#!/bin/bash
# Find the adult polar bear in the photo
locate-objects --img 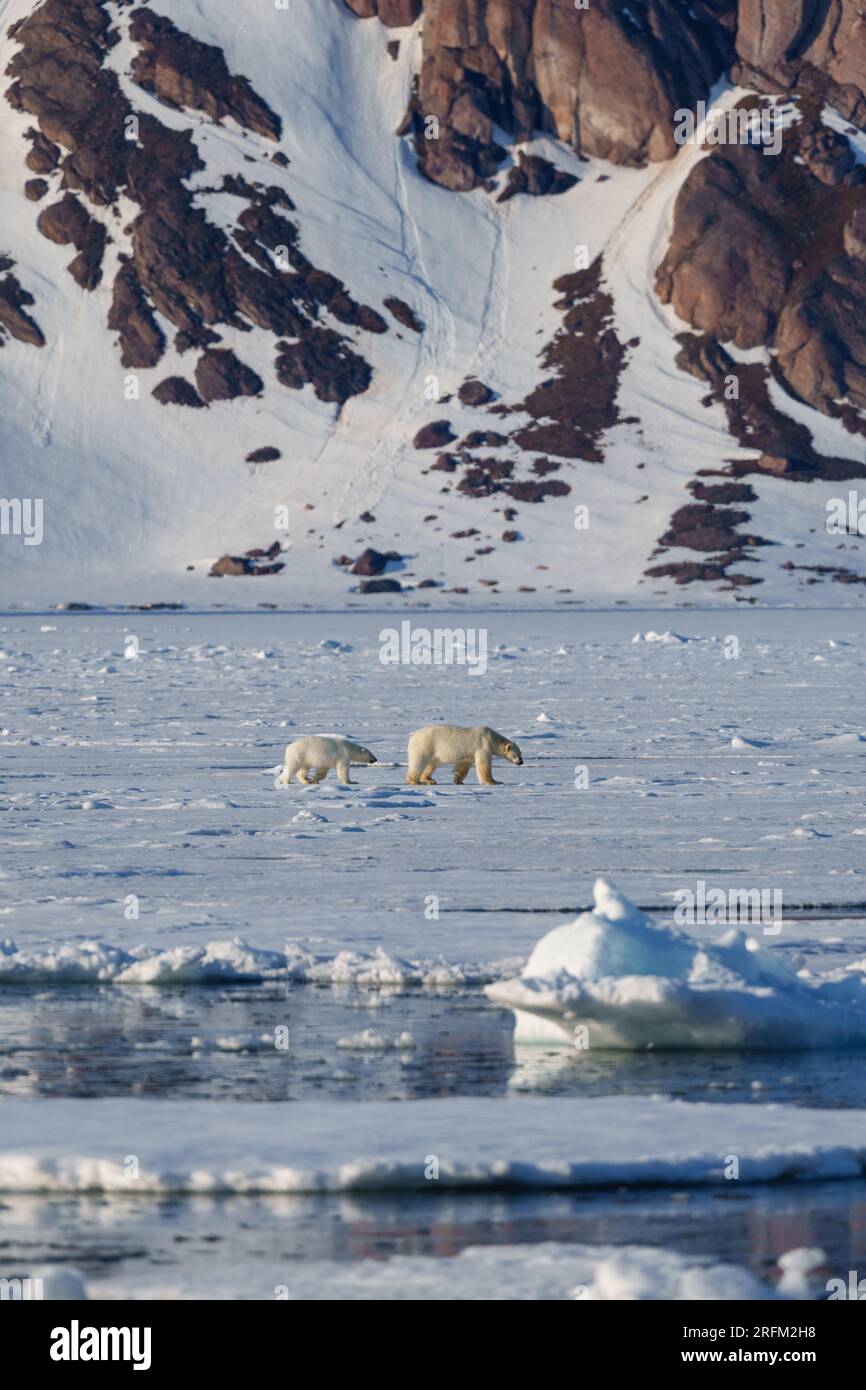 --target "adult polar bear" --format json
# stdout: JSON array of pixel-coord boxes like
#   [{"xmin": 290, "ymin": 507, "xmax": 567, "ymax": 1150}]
[
  {"xmin": 278, "ymin": 735, "xmax": 376, "ymax": 785},
  {"xmin": 407, "ymin": 725, "xmax": 523, "ymax": 786}
]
